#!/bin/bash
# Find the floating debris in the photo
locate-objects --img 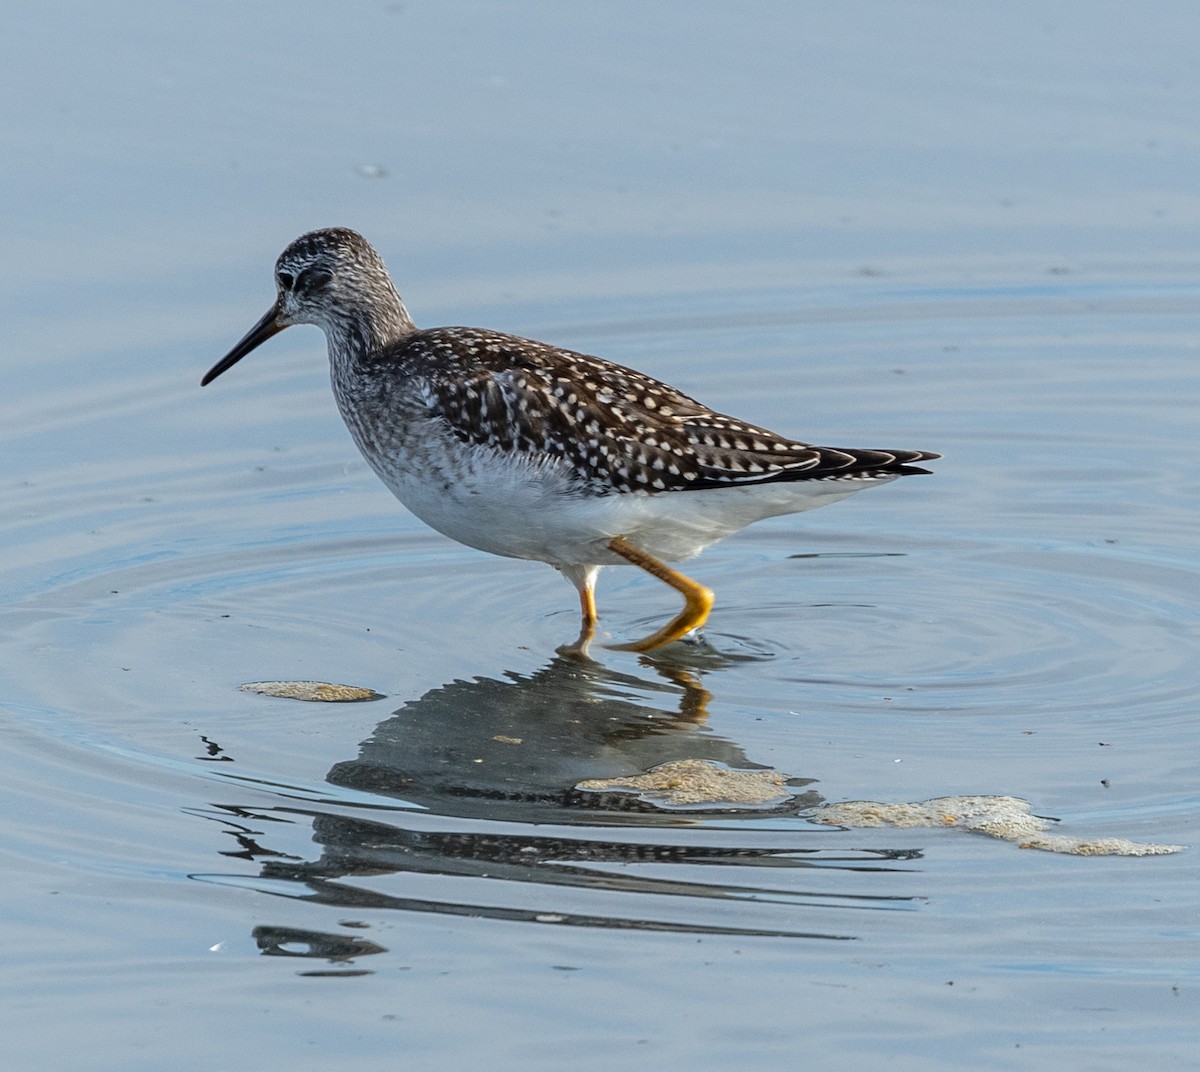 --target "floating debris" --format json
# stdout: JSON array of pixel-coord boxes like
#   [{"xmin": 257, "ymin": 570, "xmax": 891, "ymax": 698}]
[
  {"xmin": 239, "ymin": 680, "xmax": 385, "ymax": 703},
  {"xmin": 811, "ymin": 795, "xmax": 1184, "ymax": 856},
  {"xmin": 577, "ymin": 758, "xmax": 793, "ymax": 809}
]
